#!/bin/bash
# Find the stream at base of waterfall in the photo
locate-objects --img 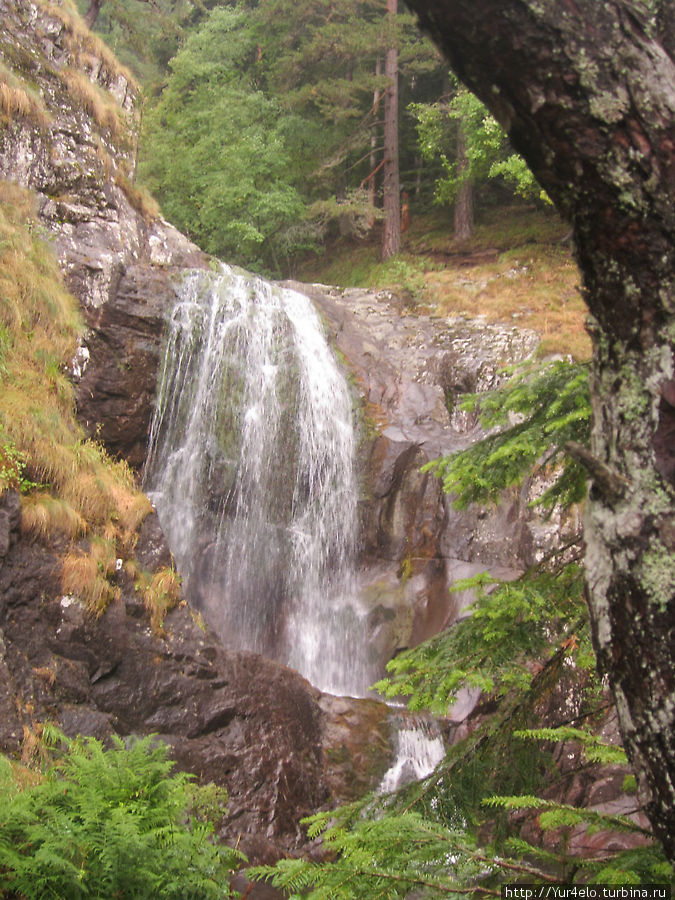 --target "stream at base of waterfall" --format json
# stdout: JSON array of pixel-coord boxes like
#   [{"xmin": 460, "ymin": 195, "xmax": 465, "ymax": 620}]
[{"xmin": 144, "ymin": 264, "xmax": 375, "ymax": 697}]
